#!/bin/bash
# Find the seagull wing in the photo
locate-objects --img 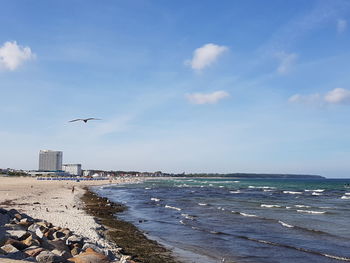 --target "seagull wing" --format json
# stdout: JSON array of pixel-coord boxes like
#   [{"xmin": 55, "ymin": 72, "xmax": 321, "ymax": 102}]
[
  {"xmin": 85, "ymin": 118, "xmax": 102, "ymax": 121},
  {"xmin": 69, "ymin": 119, "xmax": 83, "ymax": 122}
]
